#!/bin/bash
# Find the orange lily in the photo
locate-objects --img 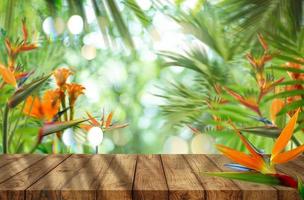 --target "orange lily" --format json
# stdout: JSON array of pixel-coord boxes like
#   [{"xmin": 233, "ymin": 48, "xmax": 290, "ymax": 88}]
[
  {"xmin": 224, "ymin": 87, "xmax": 261, "ymax": 115},
  {"xmin": 66, "ymin": 83, "xmax": 85, "ymax": 107},
  {"xmin": 23, "ymin": 90, "xmax": 61, "ymax": 122},
  {"xmin": 216, "ymin": 109, "xmax": 301, "ymax": 174},
  {"xmin": 81, "ymin": 111, "xmax": 128, "ymax": 132},
  {"xmin": 53, "ymin": 68, "xmax": 73, "ymax": 88}
]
